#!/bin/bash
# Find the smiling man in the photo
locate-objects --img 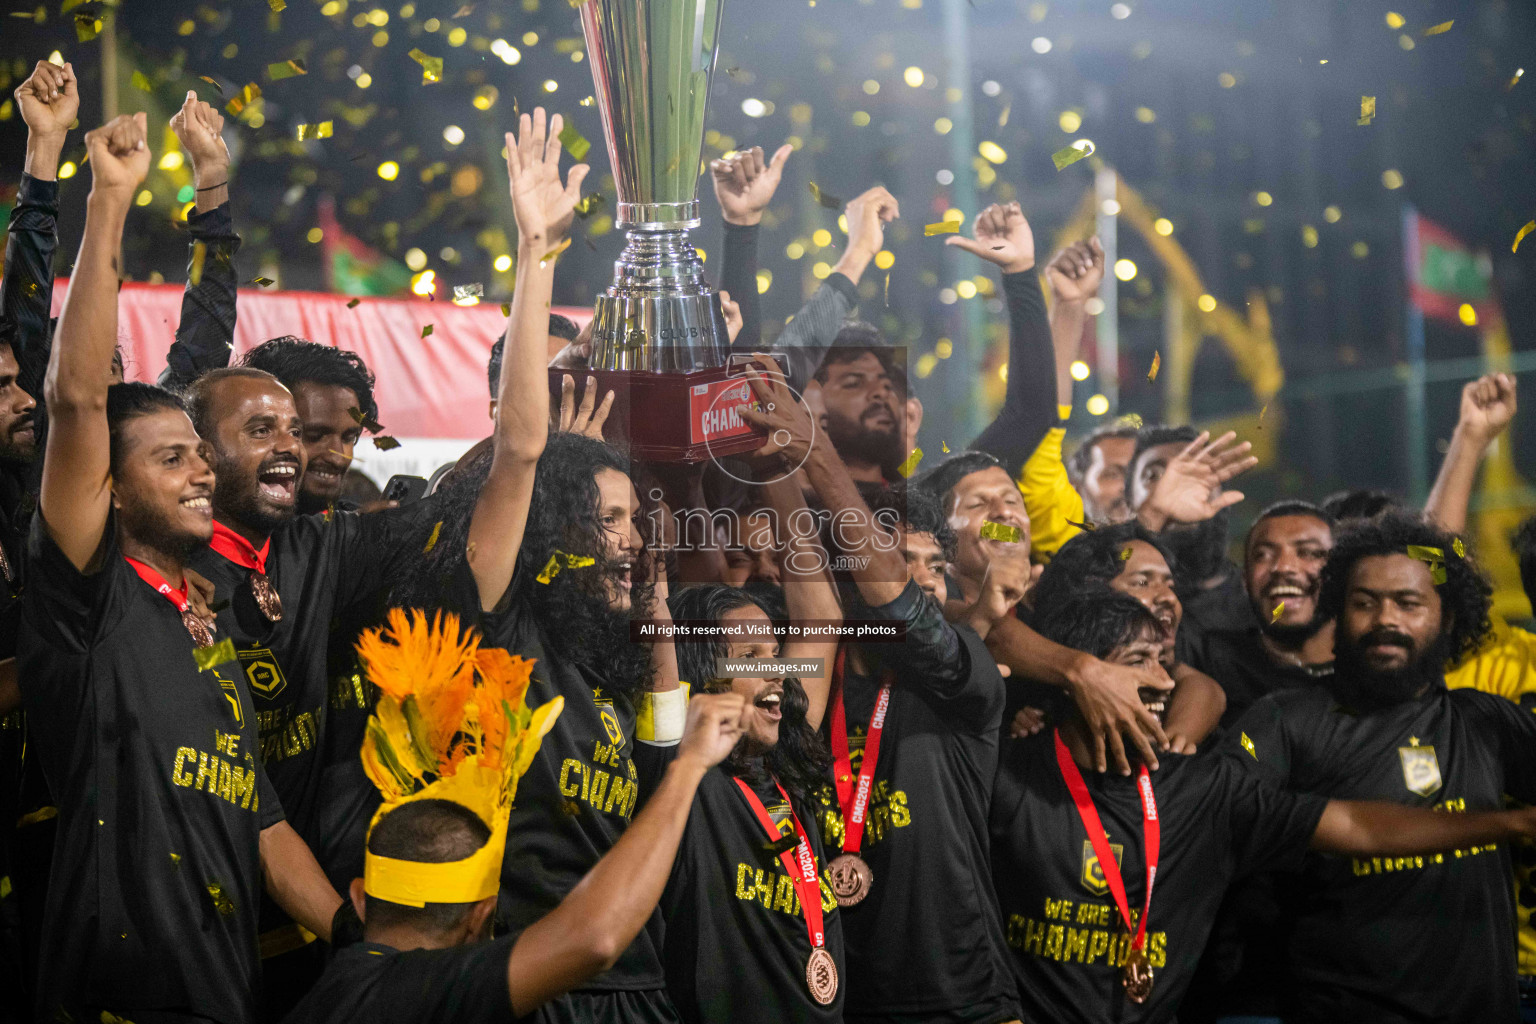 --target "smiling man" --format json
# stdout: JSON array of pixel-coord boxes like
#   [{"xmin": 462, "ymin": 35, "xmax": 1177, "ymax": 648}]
[
  {"xmin": 240, "ymin": 338, "xmax": 379, "ymax": 515},
  {"xmin": 183, "ymin": 365, "xmax": 438, "ymax": 1010}
]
